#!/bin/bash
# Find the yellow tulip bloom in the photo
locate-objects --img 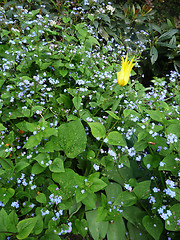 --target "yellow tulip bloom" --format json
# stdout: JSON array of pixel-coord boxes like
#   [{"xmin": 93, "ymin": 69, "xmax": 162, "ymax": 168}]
[{"xmin": 117, "ymin": 55, "xmax": 135, "ymax": 86}]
